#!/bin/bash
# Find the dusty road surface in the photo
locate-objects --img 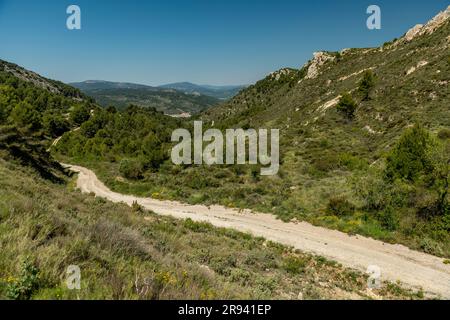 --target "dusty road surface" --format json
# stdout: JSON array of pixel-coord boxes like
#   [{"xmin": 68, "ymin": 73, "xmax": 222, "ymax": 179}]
[{"xmin": 65, "ymin": 164, "xmax": 450, "ymax": 298}]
